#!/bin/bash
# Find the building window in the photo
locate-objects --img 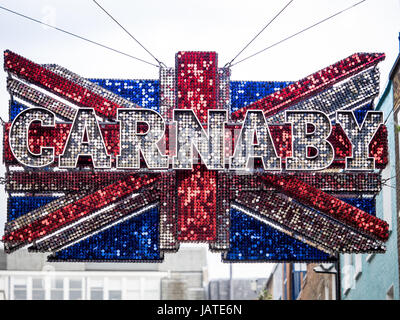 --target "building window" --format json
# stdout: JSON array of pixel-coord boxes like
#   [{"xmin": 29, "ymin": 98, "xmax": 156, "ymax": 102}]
[
  {"xmin": 292, "ymin": 263, "xmax": 305, "ymax": 300},
  {"xmin": 69, "ymin": 279, "xmax": 82, "ymax": 300},
  {"xmin": 294, "ymin": 263, "xmax": 307, "ymax": 280},
  {"xmin": 342, "ymin": 254, "xmax": 355, "ymax": 295},
  {"xmin": 126, "ymin": 278, "xmax": 141, "ymax": 299},
  {"xmin": 143, "ymin": 279, "xmax": 160, "ymax": 300},
  {"xmin": 283, "ymin": 264, "xmax": 287, "ymax": 300},
  {"xmin": 386, "ymin": 285, "xmax": 394, "ymax": 300},
  {"xmin": 32, "ymin": 278, "xmax": 45, "ymax": 300},
  {"xmin": 354, "ymin": 255, "xmax": 362, "ymax": 279},
  {"xmin": 51, "ymin": 279, "xmax": 64, "ymax": 300},
  {"xmin": 13, "ymin": 278, "xmax": 27, "ymax": 300},
  {"xmin": 331, "ymin": 275, "xmax": 336, "ymax": 300},
  {"xmin": 366, "ymin": 253, "xmax": 375, "ymax": 262},
  {"xmin": 324, "ymin": 282, "xmax": 329, "ymax": 300},
  {"xmin": 89, "ymin": 278, "xmax": 104, "ymax": 300},
  {"xmin": 108, "ymin": 279, "xmax": 122, "ymax": 300},
  {"xmin": 109, "ymin": 290, "xmax": 122, "ymax": 300}
]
